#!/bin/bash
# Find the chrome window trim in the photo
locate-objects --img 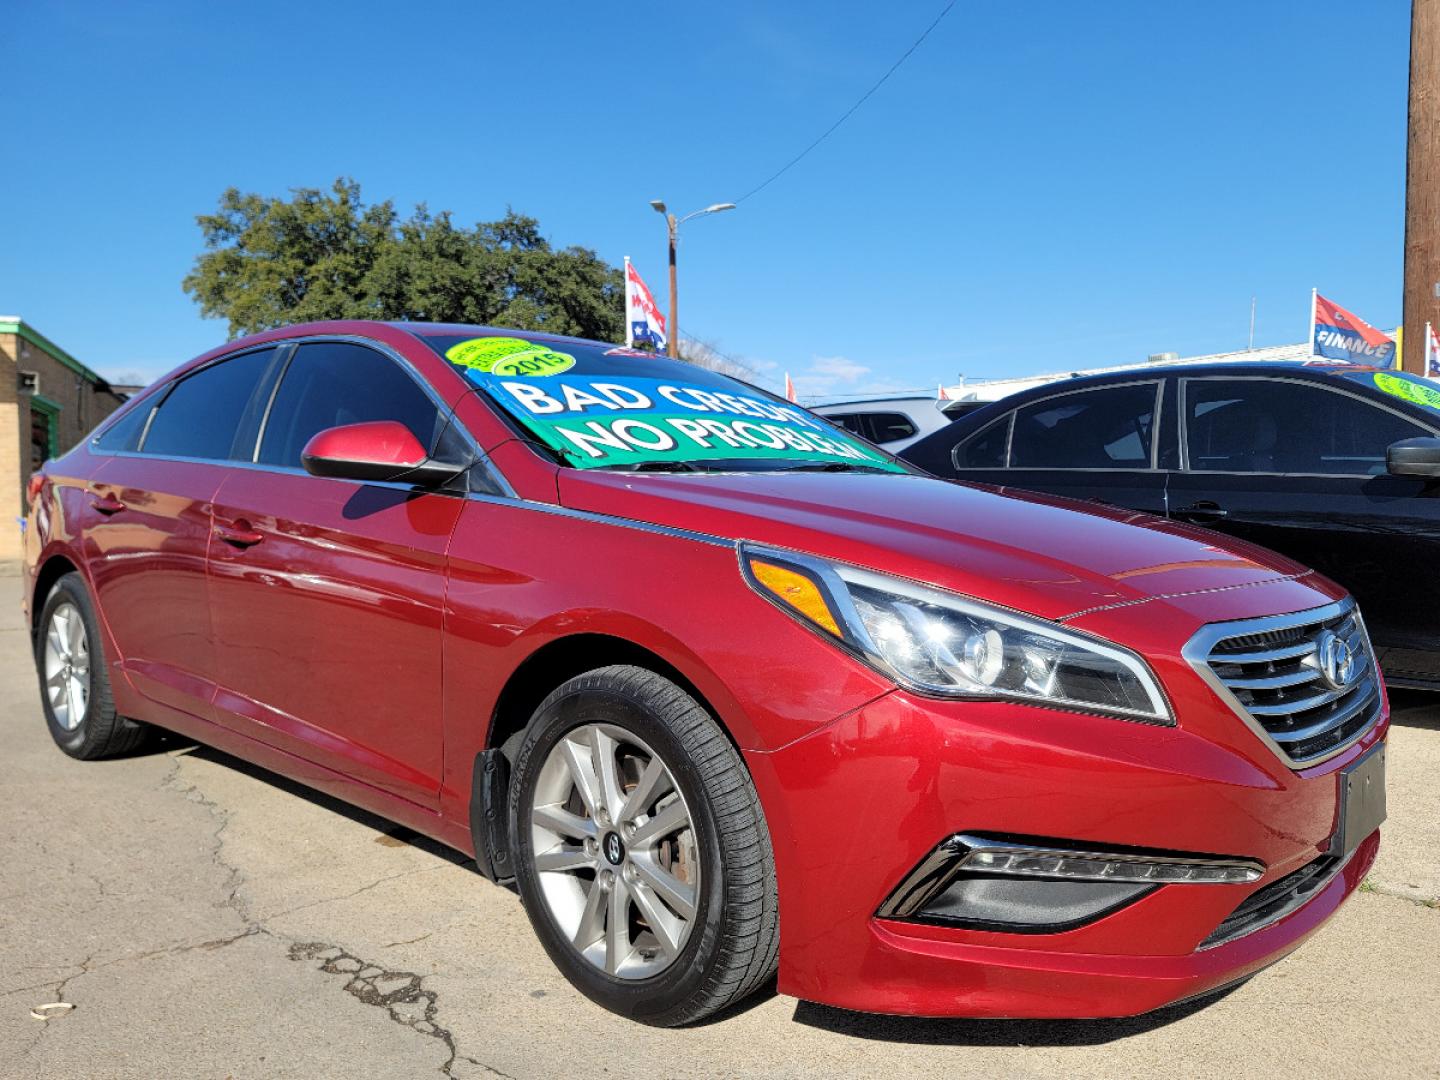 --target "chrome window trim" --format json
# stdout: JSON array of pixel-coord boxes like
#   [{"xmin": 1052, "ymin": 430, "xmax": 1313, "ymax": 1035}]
[
  {"xmin": 1181, "ymin": 597, "xmax": 1381, "ymax": 768},
  {"xmin": 1177, "ymin": 374, "xmax": 1439, "ymax": 478},
  {"xmin": 966, "ymin": 378, "xmax": 1164, "ymax": 473},
  {"xmin": 91, "ymin": 333, "xmax": 513, "ymax": 498},
  {"xmin": 951, "ymin": 411, "xmax": 1014, "ymax": 472},
  {"xmin": 133, "ymin": 342, "xmax": 289, "ymax": 457}
]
